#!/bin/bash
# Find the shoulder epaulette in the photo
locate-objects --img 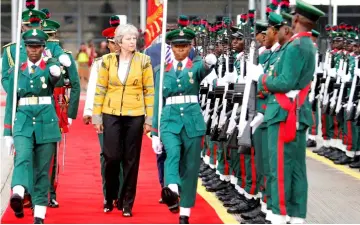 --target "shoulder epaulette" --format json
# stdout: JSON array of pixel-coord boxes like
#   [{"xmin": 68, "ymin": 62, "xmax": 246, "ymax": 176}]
[
  {"xmin": 48, "ymin": 39, "xmax": 60, "ymax": 42},
  {"xmin": 64, "ymin": 49, "xmax": 72, "ymax": 54},
  {"xmin": 291, "ymin": 38, "xmax": 301, "ymax": 46},
  {"xmin": 2, "ymin": 42, "xmax": 15, "ymax": 49}
]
